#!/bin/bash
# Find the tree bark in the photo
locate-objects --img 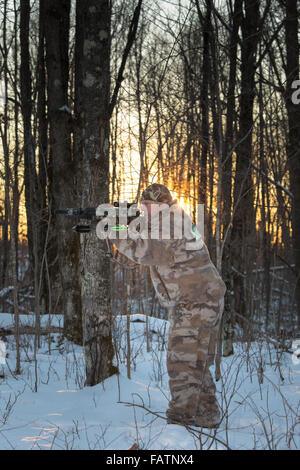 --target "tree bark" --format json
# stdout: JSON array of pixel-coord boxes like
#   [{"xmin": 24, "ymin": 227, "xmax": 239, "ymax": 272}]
[
  {"xmin": 20, "ymin": 0, "xmax": 38, "ymax": 279},
  {"xmin": 20, "ymin": 0, "xmax": 43, "ymax": 347},
  {"xmin": 284, "ymin": 0, "xmax": 300, "ymax": 327},
  {"xmin": 198, "ymin": 1, "xmax": 210, "ymax": 214},
  {"xmin": 36, "ymin": 0, "xmax": 48, "ymax": 314},
  {"xmin": 230, "ymin": 0, "xmax": 260, "ymax": 321},
  {"xmin": 75, "ymin": 0, "xmax": 115, "ymax": 385},
  {"xmin": 221, "ymin": 0, "xmax": 243, "ymax": 356},
  {"xmin": 45, "ymin": 0, "xmax": 83, "ymax": 344}
]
